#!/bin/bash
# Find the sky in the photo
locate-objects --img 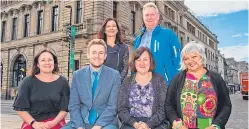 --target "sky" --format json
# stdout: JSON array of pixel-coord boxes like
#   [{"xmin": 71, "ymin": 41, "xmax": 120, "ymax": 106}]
[{"xmin": 184, "ymin": 0, "xmax": 249, "ymax": 62}]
